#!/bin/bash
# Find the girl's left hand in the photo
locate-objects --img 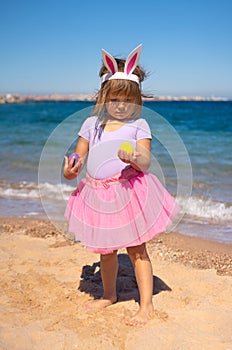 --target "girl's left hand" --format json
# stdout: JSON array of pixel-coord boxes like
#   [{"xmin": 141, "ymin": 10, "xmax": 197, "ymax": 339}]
[
  {"xmin": 117, "ymin": 149, "xmax": 141, "ymax": 165},
  {"xmin": 118, "ymin": 139, "xmax": 151, "ymax": 172}
]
